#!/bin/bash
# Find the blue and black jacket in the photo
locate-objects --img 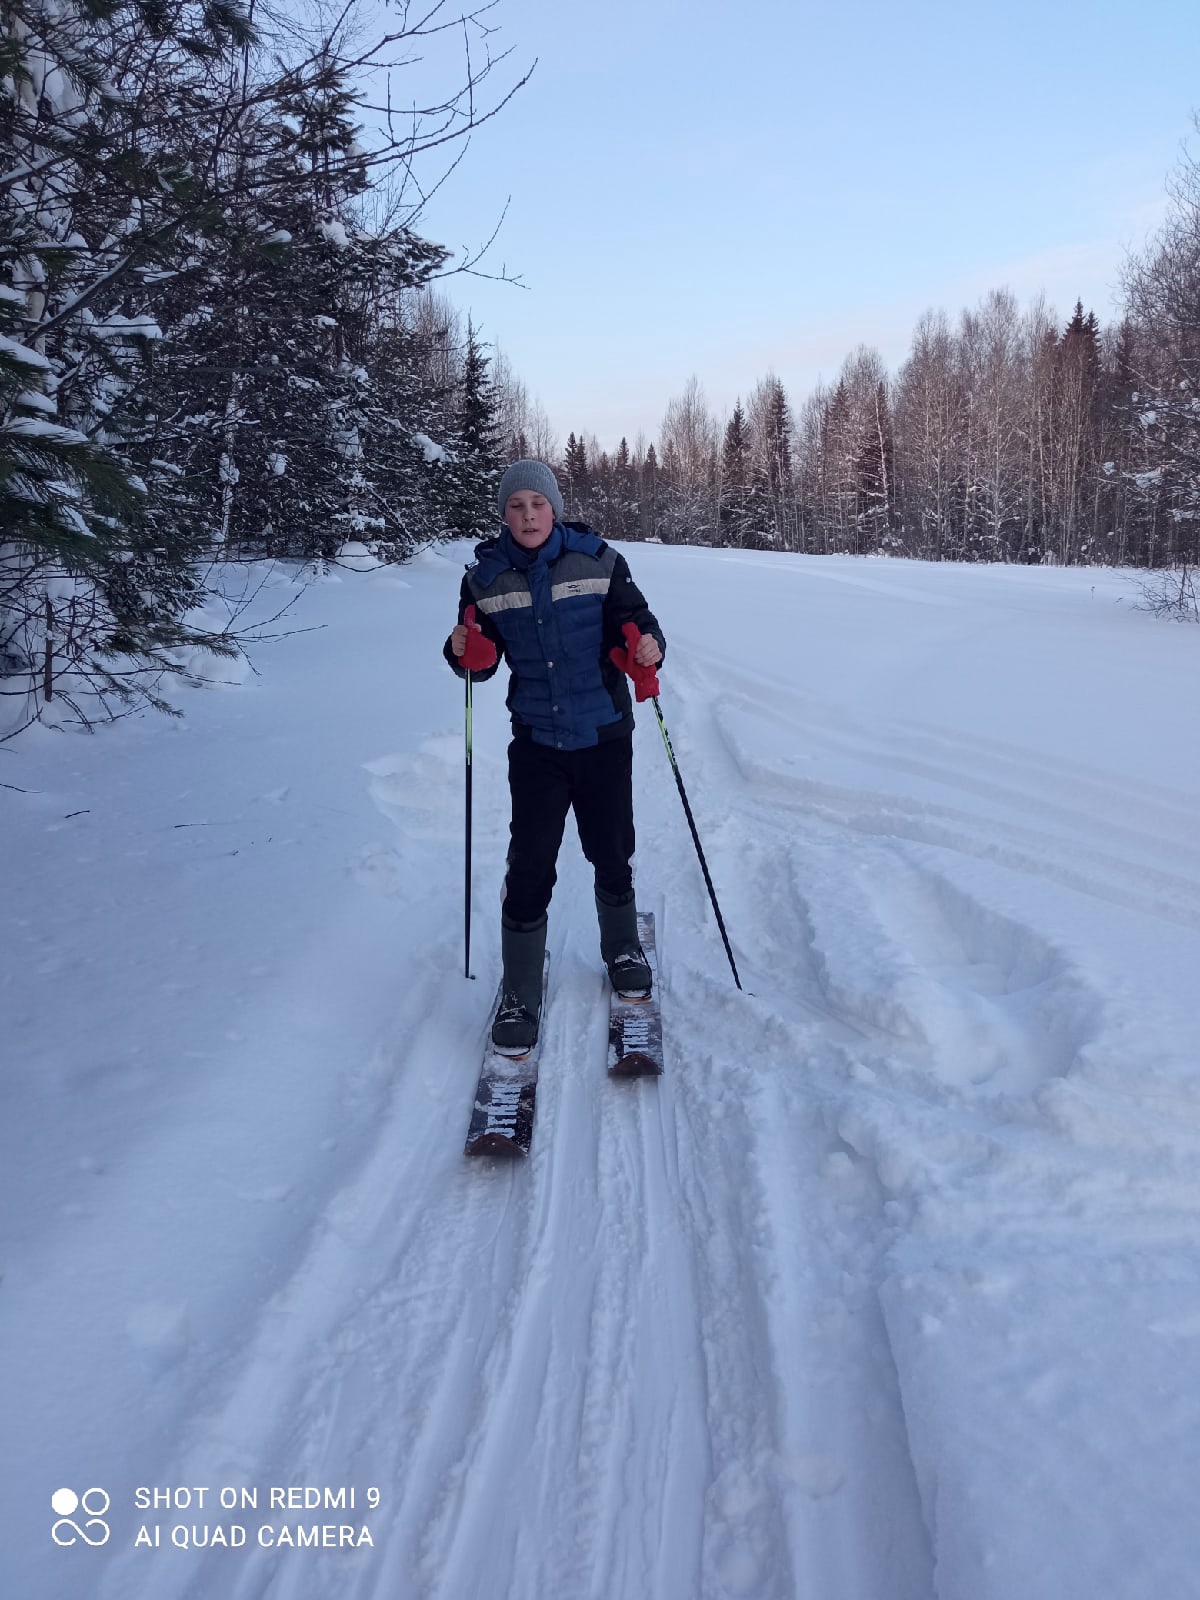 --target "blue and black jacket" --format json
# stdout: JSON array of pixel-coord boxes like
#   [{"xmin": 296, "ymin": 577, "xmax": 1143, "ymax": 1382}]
[{"xmin": 444, "ymin": 522, "xmax": 666, "ymax": 751}]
